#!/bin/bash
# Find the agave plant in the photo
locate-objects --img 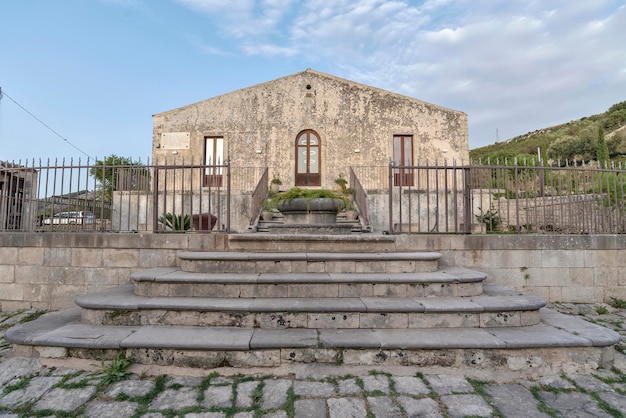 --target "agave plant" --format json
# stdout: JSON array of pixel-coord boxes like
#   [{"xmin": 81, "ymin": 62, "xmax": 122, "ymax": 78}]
[{"xmin": 158, "ymin": 212, "xmax": 191, "ymax": 231}]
